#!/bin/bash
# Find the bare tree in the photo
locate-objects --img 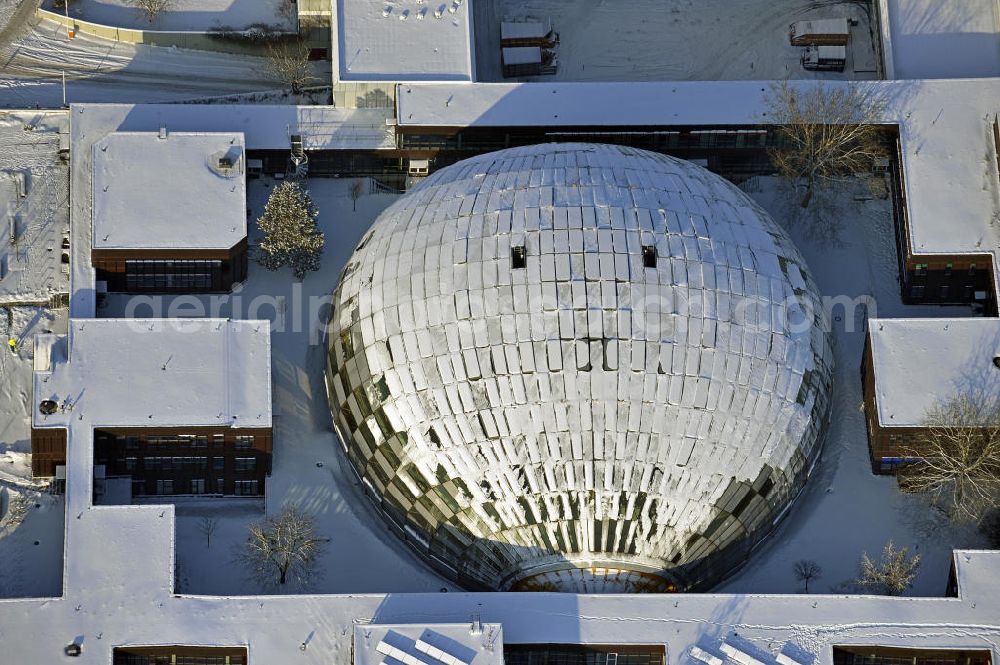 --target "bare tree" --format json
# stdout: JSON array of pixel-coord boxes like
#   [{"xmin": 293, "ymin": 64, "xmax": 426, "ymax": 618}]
[
  {"xmin": 237, "ymin": 505, "xmax": 326, "ymax": 589},
  {"xmin": 857, "ymin": 541, "xmax": 921, "ymax": 596},
  {"xmin": 898, "ymin": 393, "xmax": 1000, "ymax": 523},
  {"xmin": 793, "ymin": 559, "xmax": 823, "ymax": 593},
  {"xmin": 197, "ymin": 516, "xmax": 219, "ymax": 548},
  {"xmin": 350, "ymin": 178, "xmax": 365, "ymax": 212},
  {"xmin": 0, "ymin": 495, "xmax": 30, "ymax": 533},
  {"xmin": 257, "ymin": 181, "xmax": 324, "ymax": 280},
  {"xmin": 265, "ymin": 40, "xmax": 315, "ymax": 94},
  {"xmin": 130, "ymin": 0, "xmax": 173, "ymax": 23},
  {"xmin": 765, "ymin": 81, "xmax": 888, "ymax": 207}
]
